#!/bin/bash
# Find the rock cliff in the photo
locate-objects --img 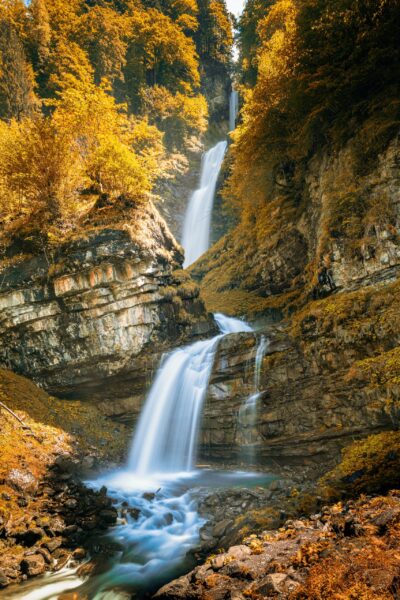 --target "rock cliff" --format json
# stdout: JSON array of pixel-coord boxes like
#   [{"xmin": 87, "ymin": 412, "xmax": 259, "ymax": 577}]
[
  {"xmin": 194, "ymin": 135, "xmax": 400, "ymax": 475},
  {"xmin": 193, "ymin": 136, "xmax": 400, "ymax": 317},
  {"xmin": 0, "ymin": 204, "xmax": 214, "ymax": 410}
]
